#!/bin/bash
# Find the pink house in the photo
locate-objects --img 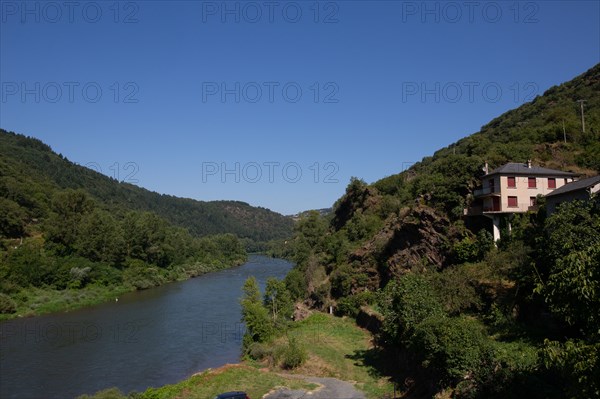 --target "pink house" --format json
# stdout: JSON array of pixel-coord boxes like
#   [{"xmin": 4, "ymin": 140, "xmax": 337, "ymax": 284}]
[{"xmin": 466, "ymin": 161, "xmax": 578, "ymax": 241}]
